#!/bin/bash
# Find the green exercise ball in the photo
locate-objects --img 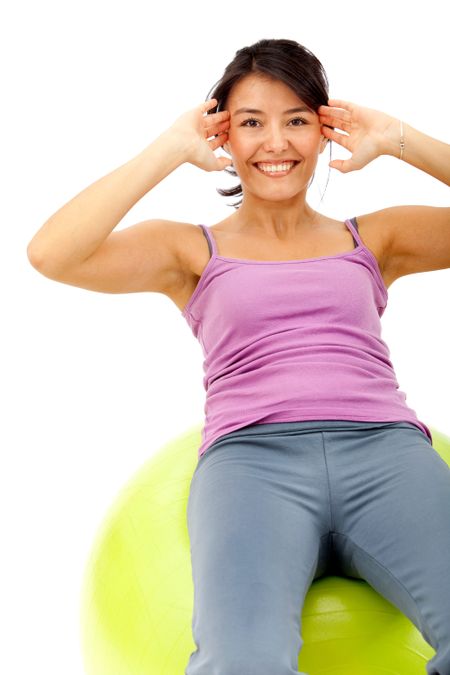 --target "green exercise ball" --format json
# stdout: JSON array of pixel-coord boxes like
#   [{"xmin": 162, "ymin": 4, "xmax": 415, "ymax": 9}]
[{"xmin": 80, "ymin": 423, "xmax": 450, "ymax": 675}]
